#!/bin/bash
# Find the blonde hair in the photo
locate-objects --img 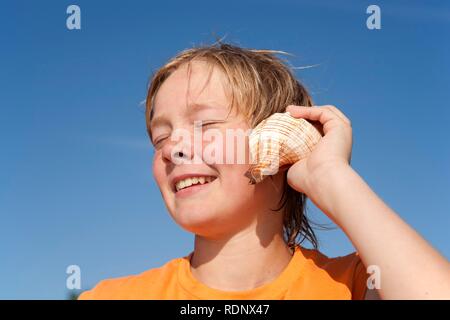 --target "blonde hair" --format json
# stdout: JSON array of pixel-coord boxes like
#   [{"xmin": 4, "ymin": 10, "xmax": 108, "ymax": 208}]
[{"xmin": 145, "ymin": 42, "xmax": 319, "ymax": 250}]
